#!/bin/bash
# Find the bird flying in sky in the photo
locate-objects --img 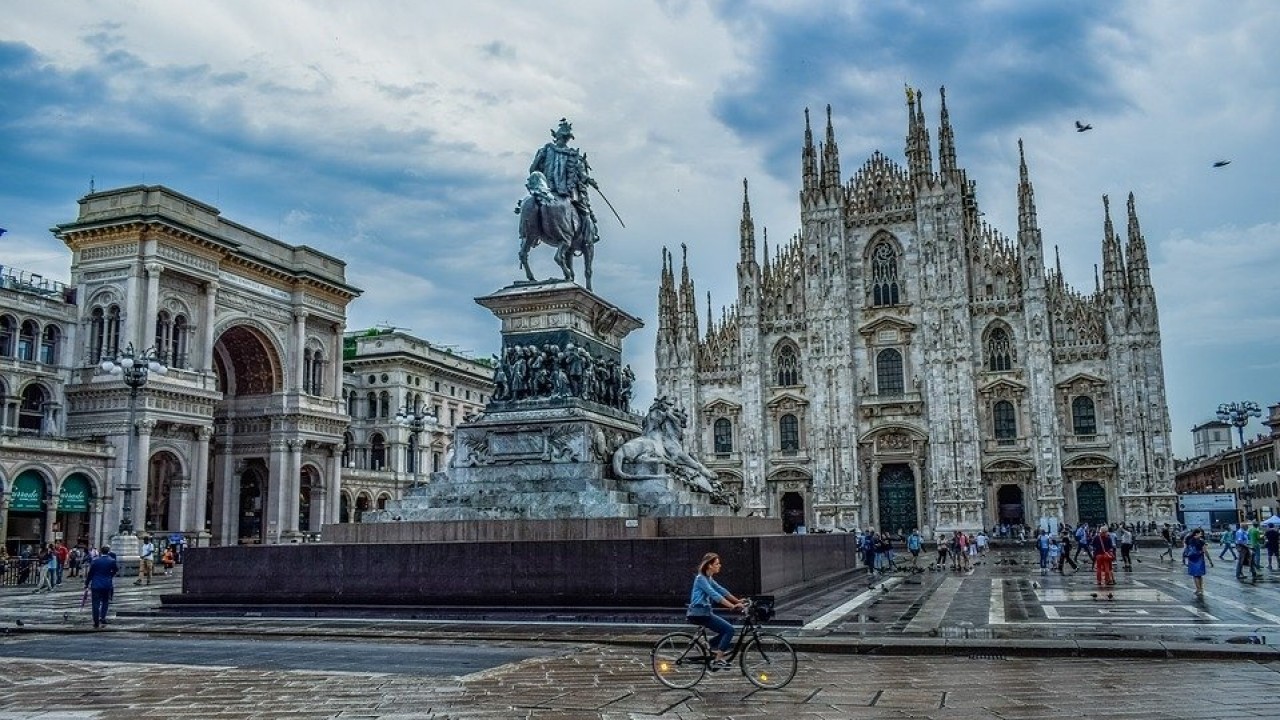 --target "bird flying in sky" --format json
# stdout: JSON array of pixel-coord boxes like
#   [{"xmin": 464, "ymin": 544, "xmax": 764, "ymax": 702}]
[
  {"xmin": 1075, "ymin": 121, "xmax": 1093, "ymax": 132},
  {"xmin": 1212, "ymin": 160, "xmax": 1231, "ymax": 167}
]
